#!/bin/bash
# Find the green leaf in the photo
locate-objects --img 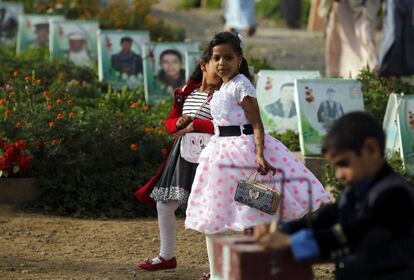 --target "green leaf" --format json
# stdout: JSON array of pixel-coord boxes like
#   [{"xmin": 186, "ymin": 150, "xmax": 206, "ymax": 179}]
[
  {"xmin": 13, "ymin": 165, "xmax": 20, "ymax": 174},
  {"xmin": 2, "ymin": 170, "xmax": 8, "ymax": 178},
  {"xmin": 0, "ymin": 170, "xmax": 3, "ymax": 177}
]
